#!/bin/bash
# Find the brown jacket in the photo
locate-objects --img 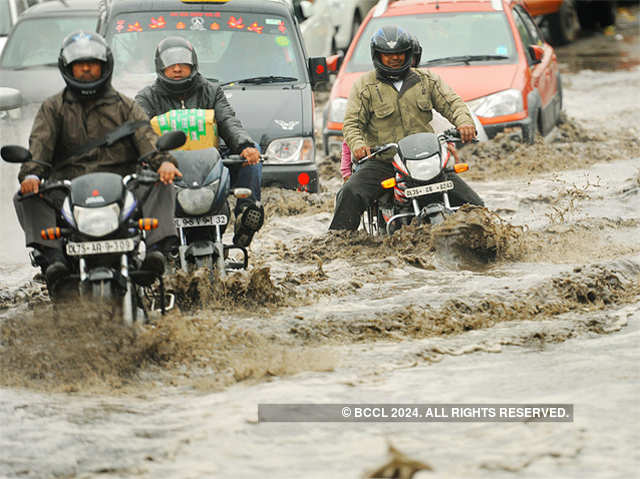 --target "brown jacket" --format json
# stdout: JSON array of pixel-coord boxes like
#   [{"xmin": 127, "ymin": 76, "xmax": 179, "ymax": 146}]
[
  {"xmin": 343, "ymin": 68, "xmax": 474, "ymax": 160},
  {"xmin": 18, "ymin": 86, "xmax": 175, "ymax": 183}
]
